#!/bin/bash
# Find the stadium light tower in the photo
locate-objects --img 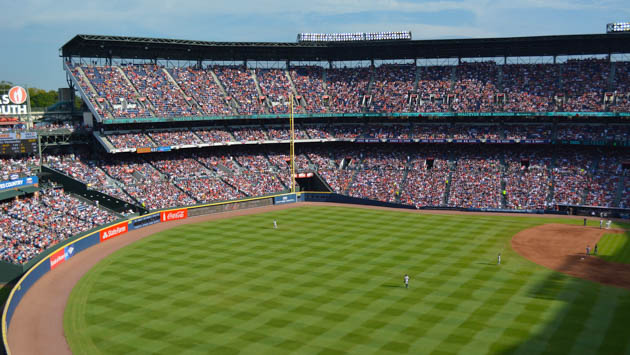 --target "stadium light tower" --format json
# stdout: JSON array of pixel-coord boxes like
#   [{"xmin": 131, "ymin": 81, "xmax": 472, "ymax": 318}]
[
  {"xmin": 607, "ymin": 22, "xmax": 630, "ymax": 33},
  {"xmin": 297, "ymin": 31, "xmax": 412, "ymax": 42}
]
